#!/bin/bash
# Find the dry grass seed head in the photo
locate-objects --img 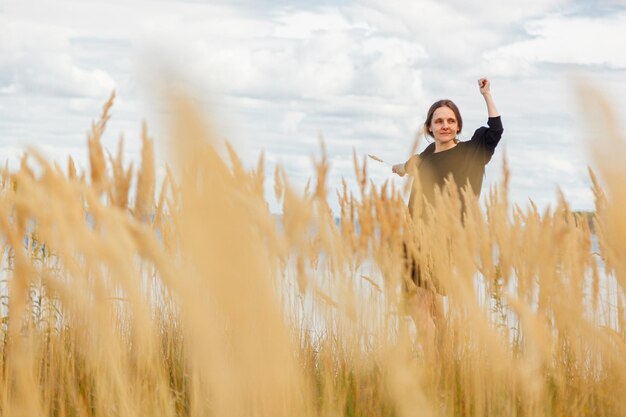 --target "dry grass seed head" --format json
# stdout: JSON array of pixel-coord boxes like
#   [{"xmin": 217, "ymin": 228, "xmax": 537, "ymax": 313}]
[
  {"xmin": 88, "ymin": 91, "xmax": 115, "ymax": 193},
  {"xmin": 107, "ymin": 135, "xmax": 133, "ymax": 209},
  {"xmin": 134, "ymin": 123, "xmax": 156, "ymax": 221}
]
